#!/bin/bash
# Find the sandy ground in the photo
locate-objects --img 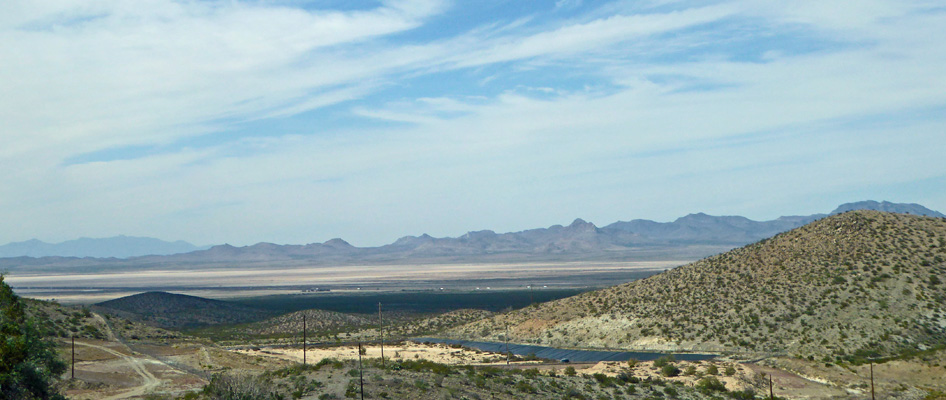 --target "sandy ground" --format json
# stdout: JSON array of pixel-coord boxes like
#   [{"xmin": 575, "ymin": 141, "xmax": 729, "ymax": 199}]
[
  {"xmin": 235, "ymin": 342, "xmax": 541, "ymax": 366},
  {"xmin": 234, "ymin": 342, "xmax": 861, "ymax": 398},
  {"xmin": 60, "ymin": 338, "xmax": 206, "ymax": 400},
  {"xmin": 8, "ymin": 261, "xmax": 680, "ymax": 303}
]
